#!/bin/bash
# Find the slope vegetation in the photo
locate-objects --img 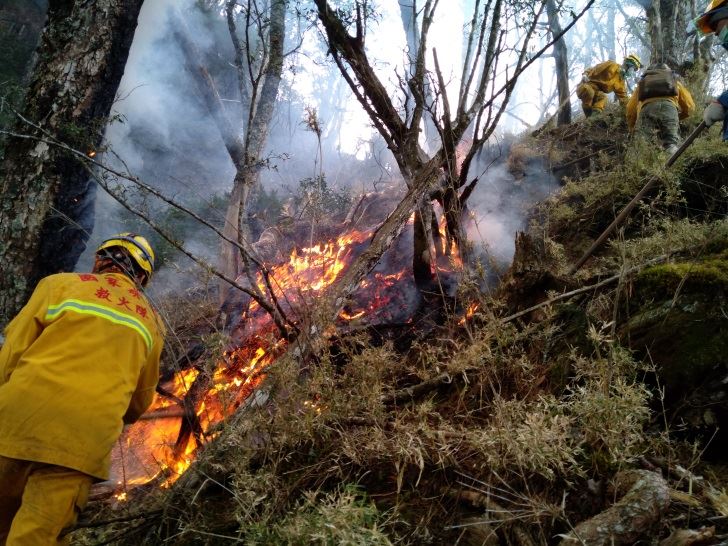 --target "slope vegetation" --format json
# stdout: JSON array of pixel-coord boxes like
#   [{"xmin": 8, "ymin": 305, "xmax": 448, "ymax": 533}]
[{"xmin": 77, "ymin": 105, "xmax": 728, "ymax": 545}]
